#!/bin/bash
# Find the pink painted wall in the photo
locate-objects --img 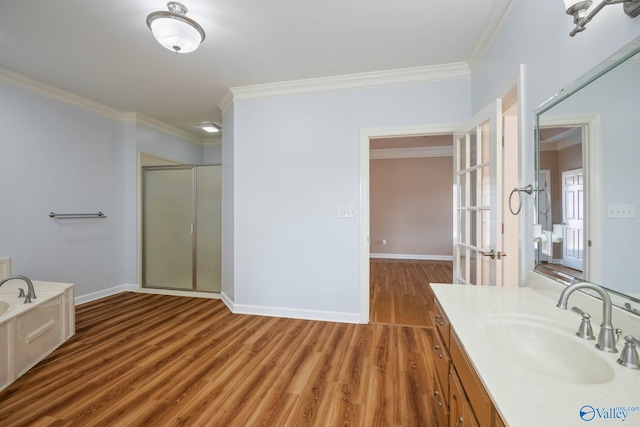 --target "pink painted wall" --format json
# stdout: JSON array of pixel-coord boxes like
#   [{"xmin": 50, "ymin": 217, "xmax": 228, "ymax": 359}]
[{"xmin": 370, "ymin": 156, "xmax": 453, "ymax": 257}]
